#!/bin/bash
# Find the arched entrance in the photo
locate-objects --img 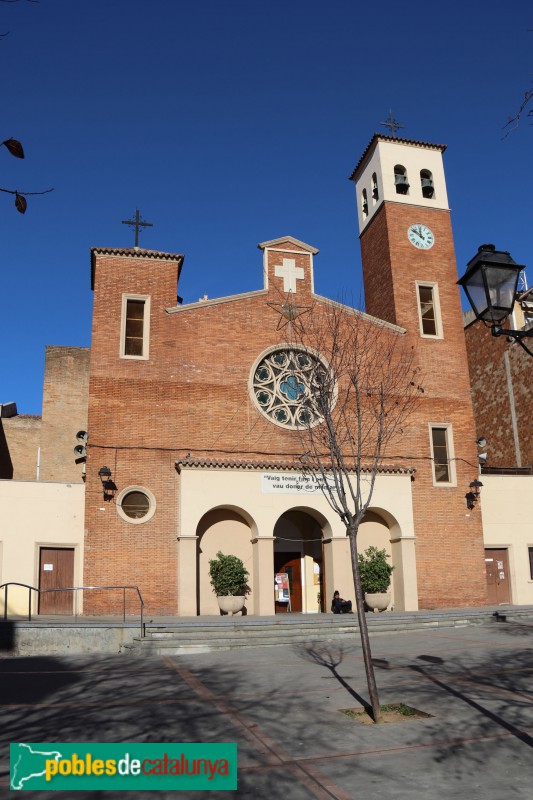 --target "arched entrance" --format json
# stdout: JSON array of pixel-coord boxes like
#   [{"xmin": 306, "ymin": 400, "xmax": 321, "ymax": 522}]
[
  {"xmin": 357, "ymin": 508, "xmax": 417, "ymax": 611},
  {"xmin": 197, "ymin": 508, "xmax": 253, "ymax": 615},
  {"xmin": 273, "ymin": 510, "xmax": 325, "ymax": 613}
]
